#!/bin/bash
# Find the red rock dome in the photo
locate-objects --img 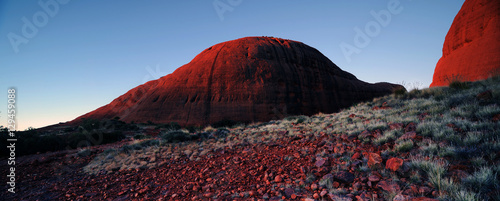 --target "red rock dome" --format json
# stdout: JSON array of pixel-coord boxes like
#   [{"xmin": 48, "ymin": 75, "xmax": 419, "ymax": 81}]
[
  {"xmin": 72, "ymin": 37, "xmax": 403, "ymax": 126},
  {"xmin": 430, "ymin": 0, "xmax": 500, "ymax": 87}
]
